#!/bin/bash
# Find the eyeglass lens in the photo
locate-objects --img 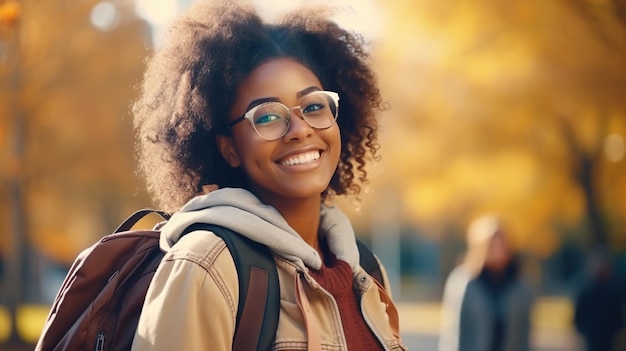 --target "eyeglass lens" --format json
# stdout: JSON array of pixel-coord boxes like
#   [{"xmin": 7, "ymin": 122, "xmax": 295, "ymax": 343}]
[{"xmin": 251, "ymin": 91, "xmax": 338, "ymax": 140}]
